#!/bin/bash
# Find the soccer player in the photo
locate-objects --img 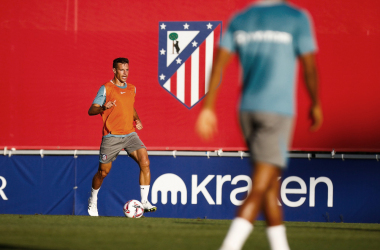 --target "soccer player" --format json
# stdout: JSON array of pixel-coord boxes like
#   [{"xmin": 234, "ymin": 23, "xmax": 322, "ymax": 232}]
[
  {"xmin": 196, "ymin": 0, "xmax": 322, "ymax": 249},
  {"xmin": 87, "ymin": 57, "xmax": 157, "ymax": 216}
]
